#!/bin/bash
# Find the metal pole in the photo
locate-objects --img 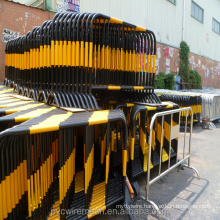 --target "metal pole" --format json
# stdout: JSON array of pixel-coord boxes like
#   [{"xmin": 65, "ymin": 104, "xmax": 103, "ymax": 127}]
[
  {"xmin": 176, "ymin": 112, "xmax": 181, "ymax": 163},
  {"xmin": 183, "ymin": 110, "xmax": 187, "ymax": 159},
  {"xmin": 188, "ymin": 108, "xmax": 193, "ymax": 166},
  {"xmin": 146, "ymin": 120, "xmax": 153, "ymax": 201},
  {"xmin": 43, "ymin": 0, "xmax": 46, "ymax": 10},
  {"xmin": 159, "ymin": 115, "xmax": 164, "ymax": 175},
  {"xmin": 182, "ymin": 0, "xmax": 185, "ymax": 41},
  {"xmin": 168, "ymin": 113, "xmax": 173, "ymax": 168}
]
